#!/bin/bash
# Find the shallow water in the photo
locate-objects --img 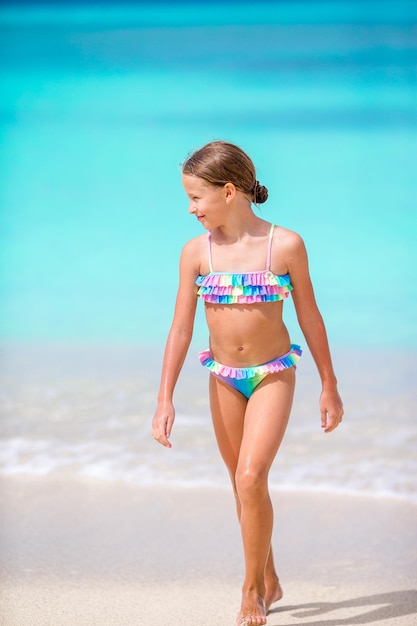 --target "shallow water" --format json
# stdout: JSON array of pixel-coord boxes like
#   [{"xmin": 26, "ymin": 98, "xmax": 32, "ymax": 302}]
[
  {"xmin": 0, "ymin": 3, "xmax": 416, "ymax": 499},
  {"xmin": 1, "ymin": 343, "xmax": 416, "ymax": 502}
]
